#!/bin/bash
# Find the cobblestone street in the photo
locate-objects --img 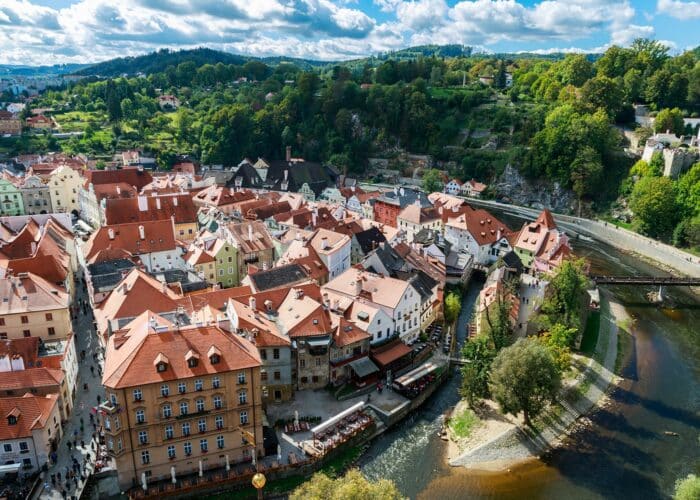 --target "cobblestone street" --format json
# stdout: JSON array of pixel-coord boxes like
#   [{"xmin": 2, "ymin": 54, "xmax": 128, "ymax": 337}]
[{"xmin": 35, "ymin": 270, "xmax": 107, "ymax": 500}]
